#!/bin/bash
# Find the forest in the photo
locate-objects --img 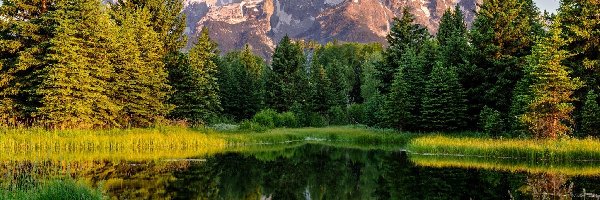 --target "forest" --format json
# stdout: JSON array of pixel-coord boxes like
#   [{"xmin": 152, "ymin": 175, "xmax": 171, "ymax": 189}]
[{"xmin": 0, "ymin": 0, "xmax": 599, "ymax": 140}]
